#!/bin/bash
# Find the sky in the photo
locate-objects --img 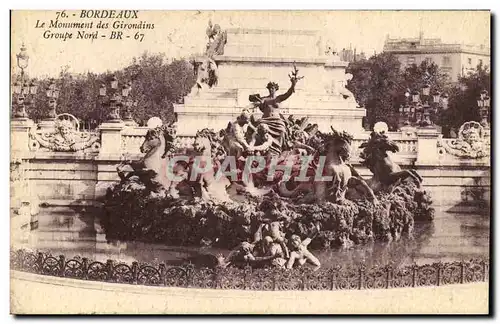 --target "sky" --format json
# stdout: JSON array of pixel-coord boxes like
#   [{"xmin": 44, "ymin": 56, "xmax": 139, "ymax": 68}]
[{"xmin": 11, "ymin": 10, "xmax": 490, "ymax": 78}]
